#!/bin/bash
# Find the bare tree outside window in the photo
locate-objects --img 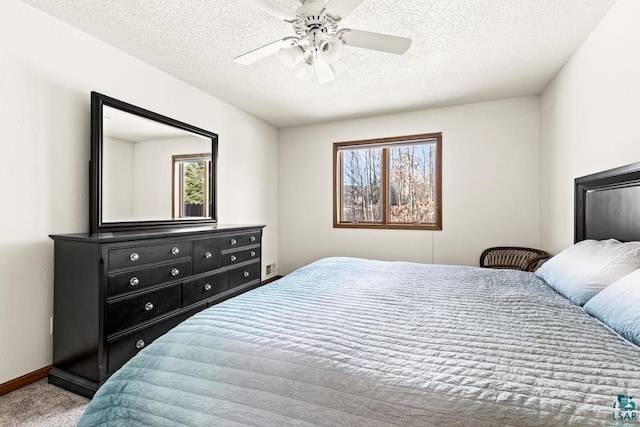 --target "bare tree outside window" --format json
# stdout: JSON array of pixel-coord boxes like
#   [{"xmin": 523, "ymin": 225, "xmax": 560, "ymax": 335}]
[
  {"xmin": 389, "ymin": 144, "xmax": 436, "ymax": 224},
  {"xmin": 341, "ymin": 148, "xmax": 382, "ymax": 222},
  {"xmin": 333, "ymin": 133, "xmax": 442, "ymax": 230}
]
